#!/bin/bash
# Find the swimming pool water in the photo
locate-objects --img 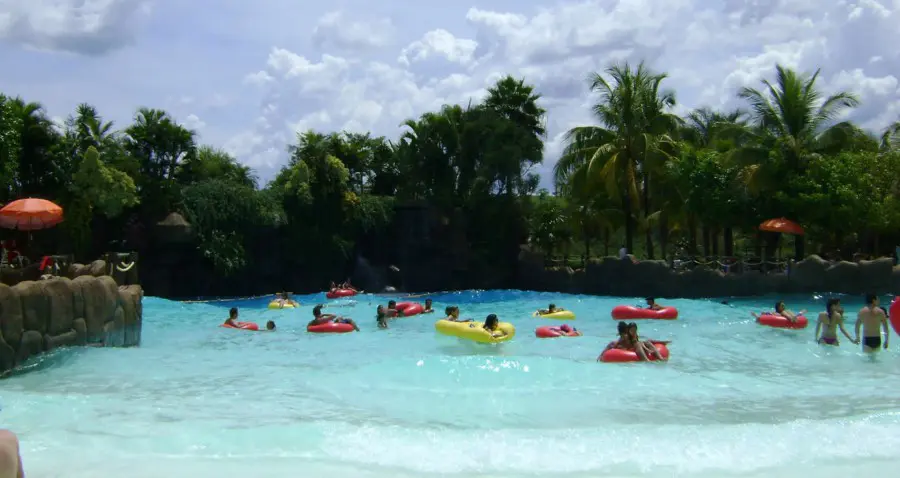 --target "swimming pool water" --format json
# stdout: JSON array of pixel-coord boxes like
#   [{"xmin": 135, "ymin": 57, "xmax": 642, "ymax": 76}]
[{"xmin": 3, "ymin": 290, "xmax": 900, "ymax": 477}]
